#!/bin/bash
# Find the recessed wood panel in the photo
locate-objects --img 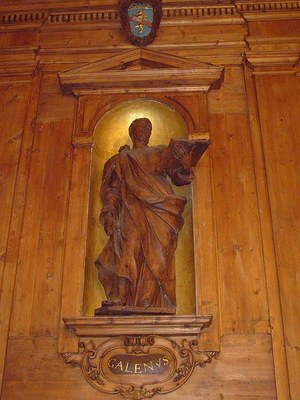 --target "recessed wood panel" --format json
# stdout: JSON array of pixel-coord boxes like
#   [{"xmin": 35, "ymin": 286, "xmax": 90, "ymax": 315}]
[
  {"xmin": 0, "ymin": 82, "xmax": 31, "ymax": 389},
  {"xmin": 0, "ymin": 31, "xmax": 38, "ymax": 48},
  {"xmin": 9, "ymin": 74, "xmax": 75, "ymax": 337},
  {"xmin": 208, "ymin": 66, "xmax": 269, "ymax": 334},
  {"xmin": 0, "ymin": 83, "xmax": 29, "ymax": 287},
  {"xmin": 248, "ymin": 19, "xmax": 300, "ymax": 36},
  {"xmin": 208, "ymin": 67, "xmax": 247, "ymax": 115},
  {"xmin": 209, "ymin": 113, "xmax": 269, "ymax": 334}
]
